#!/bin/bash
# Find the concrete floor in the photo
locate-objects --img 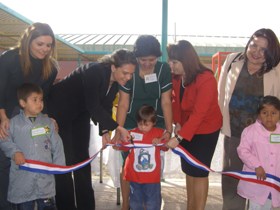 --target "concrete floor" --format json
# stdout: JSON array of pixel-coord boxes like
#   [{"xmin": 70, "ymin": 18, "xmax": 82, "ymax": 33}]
[
  {"xmin": 93, "ymin": 134, "xmax": 225, "ymax": 210},
  {"xmin": 93, "ymin": 173, "xmax": 222, "ymax": 210}
]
